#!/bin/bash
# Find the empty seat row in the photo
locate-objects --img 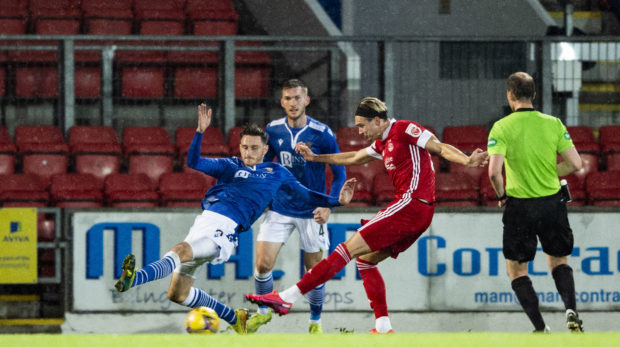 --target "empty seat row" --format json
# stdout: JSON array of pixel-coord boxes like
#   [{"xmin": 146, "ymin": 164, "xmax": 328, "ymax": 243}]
[
  {"xmin": 0, "ymin": 172, "xmax": 216, "ymax": 208},
  {"xmin": 0, "ymin": 46, "xmax": 272, "ymax": 98},
  {"xmin": 0, "ymin": 125, "xmax": 245, "ymax": 186},
  {"xmin": 0, "ymin": 0, "xmax": 238, "ymax": 36}
]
